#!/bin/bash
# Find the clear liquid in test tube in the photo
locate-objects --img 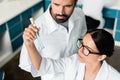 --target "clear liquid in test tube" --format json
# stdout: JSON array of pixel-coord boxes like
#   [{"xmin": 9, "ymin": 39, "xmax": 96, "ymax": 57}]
[{"xmin": 30, "ymin": 18, "xmax": 44, "ymax": 50}]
